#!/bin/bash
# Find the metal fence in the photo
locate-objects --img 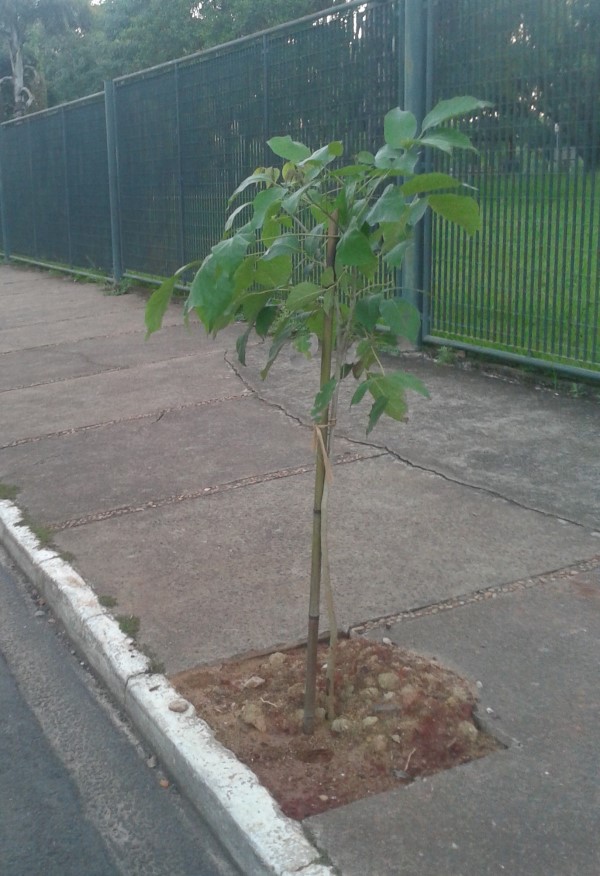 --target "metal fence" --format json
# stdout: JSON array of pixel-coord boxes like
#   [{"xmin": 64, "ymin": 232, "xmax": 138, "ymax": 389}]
[{"xmin": 0, "ymin": 0, "xmax": 597, "ymax": 378}]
